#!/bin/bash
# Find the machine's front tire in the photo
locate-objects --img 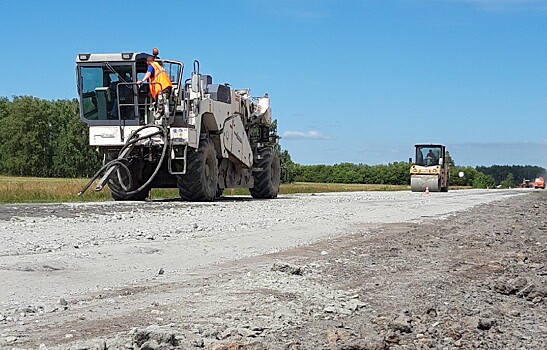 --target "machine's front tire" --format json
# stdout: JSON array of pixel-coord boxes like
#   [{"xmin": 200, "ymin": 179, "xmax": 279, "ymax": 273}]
[
  {"xmin": 250, "ymin": 147, "xmax": 281, "ymax": 199},
  {"xmin": 106, "ymin": 155, "xmax": 151, "ymax": 201},
  {"xmin": 216, "ymin": 185, "xmax": 224, "ymax": 199},
  {"xmin": 177, "ymin": 138, "xmax": 218, "ymax": 201}
]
